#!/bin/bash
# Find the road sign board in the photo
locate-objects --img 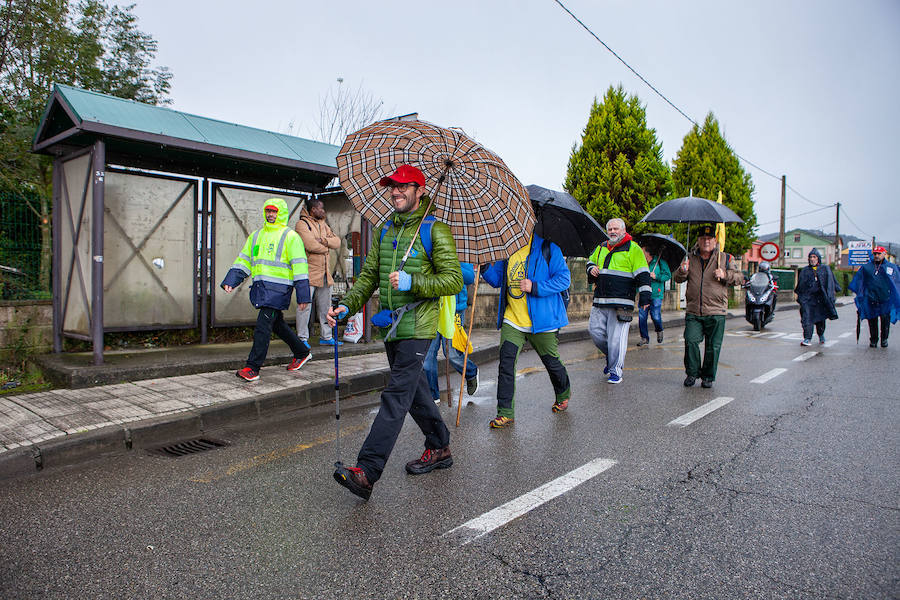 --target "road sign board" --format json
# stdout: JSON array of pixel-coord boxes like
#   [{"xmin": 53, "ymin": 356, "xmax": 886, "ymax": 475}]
[
  {"xmin": 847, "ymin": 241, "xmax": 872, "ymax": 266},
  {"xmin": 759, "ymin": 242, "xmax": 780, "ymax": 262}
]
